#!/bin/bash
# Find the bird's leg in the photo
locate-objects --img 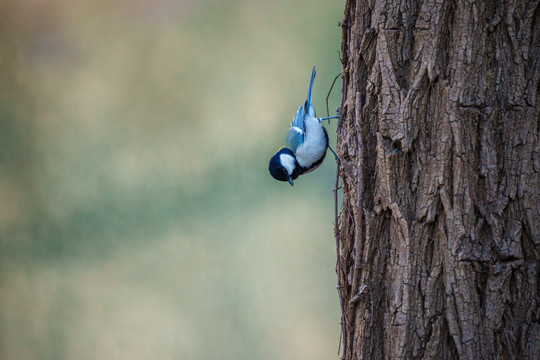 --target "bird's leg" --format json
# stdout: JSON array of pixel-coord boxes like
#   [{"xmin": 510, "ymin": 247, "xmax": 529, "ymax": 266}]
[
  {"xmin": 328, "ymin": 144, "xmax": 338, "ymax": 161},
  {"xmin": 319, "ymin": 115, "xmax": 341, "ymax": 122}
]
